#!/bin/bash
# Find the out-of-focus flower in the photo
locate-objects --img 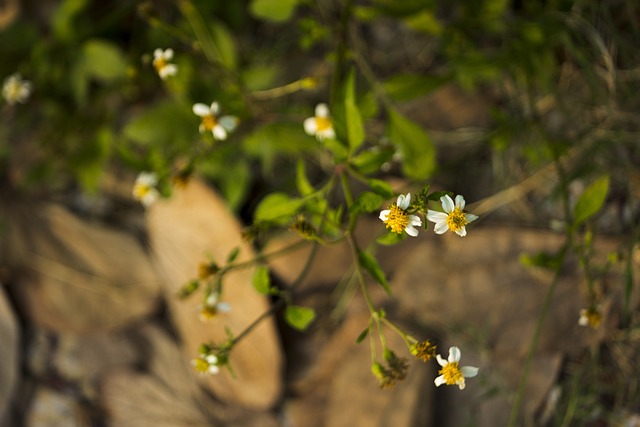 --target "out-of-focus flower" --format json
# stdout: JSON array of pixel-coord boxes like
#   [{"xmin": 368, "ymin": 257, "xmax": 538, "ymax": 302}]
[
  {"xmin": 132, "ymin": 172, "xmax": 160, "ymax": 207},
  {"xmin": 578, "ymin": 307, "xmax": 602, "ymax": 329},
  {"xmin": 304, "ymin": 103, "xmax": 335, "ymax": 140},
  {"xmin": 152, "ymin": 48, "xmax": 178, "ymax": 79},
  {"xmin": 379, "ymin": 193, "xmax": 422, "ymax": 237},
  {"xmin": 192, "ymin": 102, "xmax": 238, "ymax": 141},
  {"xmin": 191, "ymin": 353, "xmax": 220, "ymax": 375},
  {"xmin": 199, "ymin": 293, "xmax": 231, "ymax": 322},
  {"xmin": 2, "ymin": 73, "xmax": 32, "ymax": 105},
  {"xmin": 410, "ymin": 340, "xmax": 437, "ymax": 362},
  {"xmin": 426, "ymin": 194, "xmax": 478, "ymax": 237},
  {"xmin": 434, "ymin": 346, "xmax": 479, "ymax": 390}
]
